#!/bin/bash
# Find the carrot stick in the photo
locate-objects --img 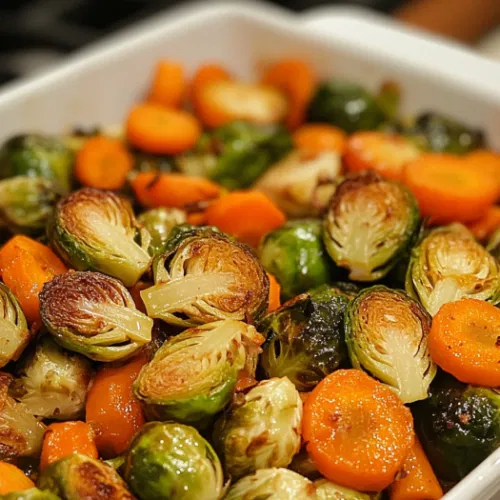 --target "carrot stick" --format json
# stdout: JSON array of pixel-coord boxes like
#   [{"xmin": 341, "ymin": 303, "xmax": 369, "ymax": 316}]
[
  {"xmin": 86, "ymin": 355, "xmax": 147, "ymax": 458},
  {"xmin": 390, "ymin": 437, "xmax": 443, "ymax": 500},
  {"xmin": 126, "ymin": 103, "xmax": 201, "ymax": 155},
  {"xmin": 467, "ymin": 206, "xmax": 500, "ymax": 241},
  {"xmin": 303, "ymin": 369, "xmax": 414, "ymax": 492},
  {"xmin": 40, "ymin": 421, "xmax": 98, "ymax": 471},
  {"xmin": 0, "ymin": 462, "xmax": 35, "ymax": 494},
  {"xmin": 428, "ymin": 298, "xmax": 500, "ymax": 386},
  {"xmin": 205, "ymin": 191, "xmax": 286, "ymax": 247},
  {"xmin": 267, "ymin": 272, "xmax": 281, "ymax": 312},
  {"xmin": 293, "ymin": 124, "xmax": 347, "ymax": 156},
  {"xmin": 0, "ymin": 236, "xmax": 67, "ymax": 328},
  {"xmin": 131, "ymin": 171, "xmax": 221, "ymax": 209},
  {"xmin": 148, "ymin": 60, "xmax": 185, "ymax": 109}
]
